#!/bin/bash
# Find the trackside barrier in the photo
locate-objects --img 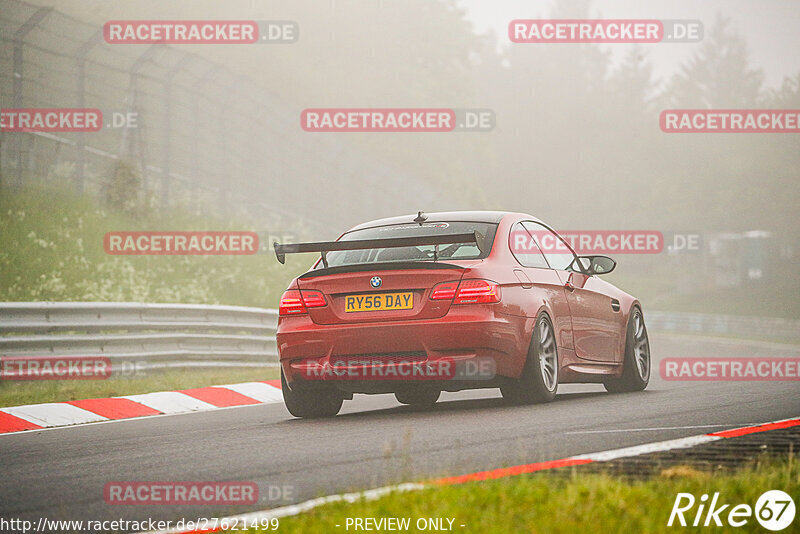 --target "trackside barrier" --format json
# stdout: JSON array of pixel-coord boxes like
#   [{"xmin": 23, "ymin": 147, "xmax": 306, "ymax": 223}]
[
  {"xmin": 646, "ymin": 311, "xmax": 800, "ymax": 342},
  {"xmin": 0, "ymin": 302, "xmax": 279, "ymax": 372}
]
